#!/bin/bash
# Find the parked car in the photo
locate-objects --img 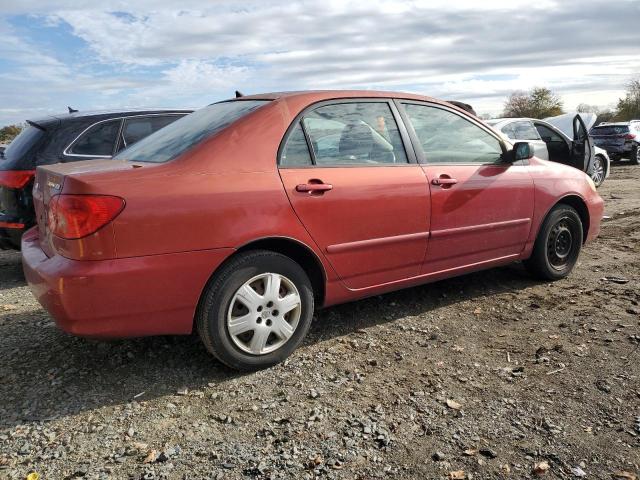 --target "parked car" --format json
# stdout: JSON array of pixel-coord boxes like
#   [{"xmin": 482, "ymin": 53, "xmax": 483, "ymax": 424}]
[
  {"xmin": 22, "ymin": 91, "xmax": 604, "ymax": 371},
  {"xmin": 589, "ymin": 121, "xmax": 640, "ymax": 165},
  {"xmin": 0, "ymin": 108, "xmax": 191, "ymax": 249},
  {"xmin": 486, "ymin": 114, "xmax": 610, "ymax": 187}
]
